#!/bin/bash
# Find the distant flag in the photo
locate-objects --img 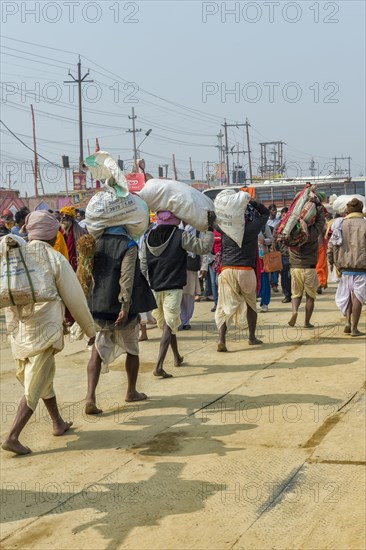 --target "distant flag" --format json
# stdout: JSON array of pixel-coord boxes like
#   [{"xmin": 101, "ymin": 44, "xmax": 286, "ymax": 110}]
[{"xmin": 95, "ymin": 138, "xmax": 101, "ymax": 188}]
